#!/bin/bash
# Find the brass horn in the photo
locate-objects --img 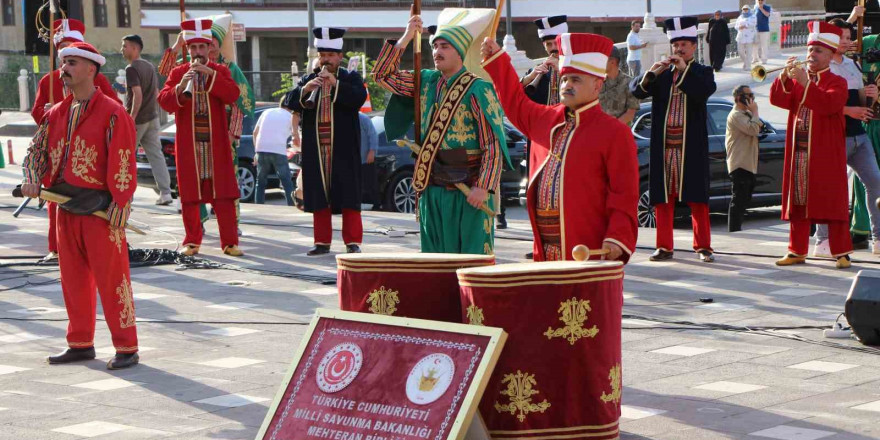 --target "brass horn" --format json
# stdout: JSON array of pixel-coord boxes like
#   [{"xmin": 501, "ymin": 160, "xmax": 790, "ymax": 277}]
[{"xmin": 751, "ymin": 60, "xmax": 806, "ymax": 82}]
